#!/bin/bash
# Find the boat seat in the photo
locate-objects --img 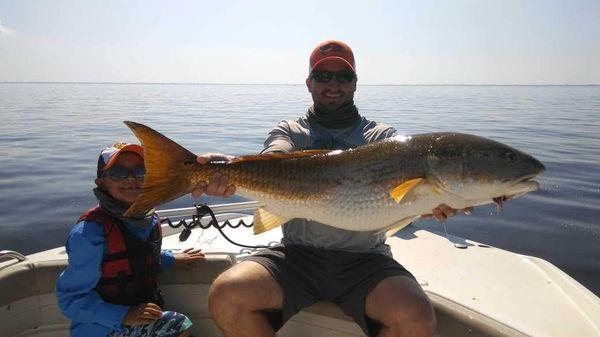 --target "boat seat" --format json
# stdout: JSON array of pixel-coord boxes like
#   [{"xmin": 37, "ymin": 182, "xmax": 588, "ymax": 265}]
[
  {"xmin": 303, "ymin": 301, "xmax": 353, "ymax": 320},
  {"xmin": 0, "ymin": 255, "xmax": 233, "ymax": 305},
  {"xmin": 0, "ymin": 254, "xmax": 234, "ymax": 337},
  {"xmin": 296, "ymin": 294, "xmax": 526, "ymax": 337},
  {"xmin": 159, "ymin": 254, "xmax": 234, "ymax": 285},
  {"xmin": 0, "ymin": 259, "xmax": 67, "ymax": 306}
]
